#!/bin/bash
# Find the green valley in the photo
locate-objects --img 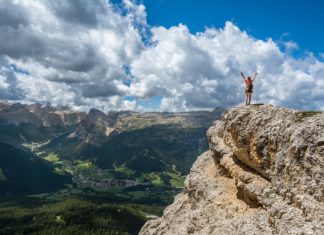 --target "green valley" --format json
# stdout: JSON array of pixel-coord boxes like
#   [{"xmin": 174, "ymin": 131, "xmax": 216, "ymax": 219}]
[{"xmin": 0, "ymin": 102, "xmax": 222, "ymax": 234}]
